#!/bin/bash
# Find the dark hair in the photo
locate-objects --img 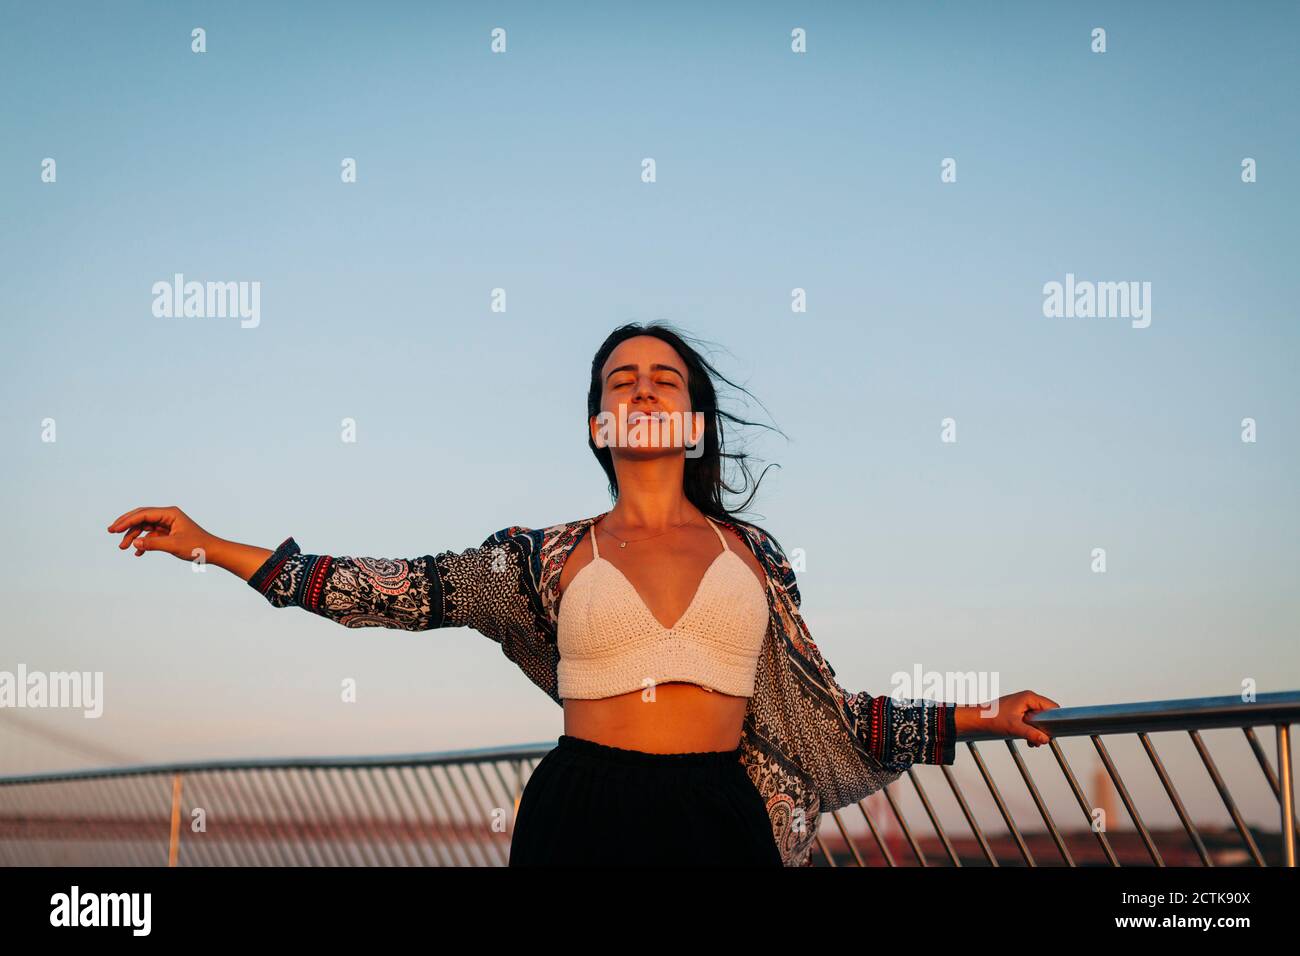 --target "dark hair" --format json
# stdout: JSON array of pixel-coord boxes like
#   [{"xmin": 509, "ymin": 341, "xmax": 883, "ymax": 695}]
[{"xmin": 586, "ymin": 322, "xmax": 787, "ymax": 521}]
